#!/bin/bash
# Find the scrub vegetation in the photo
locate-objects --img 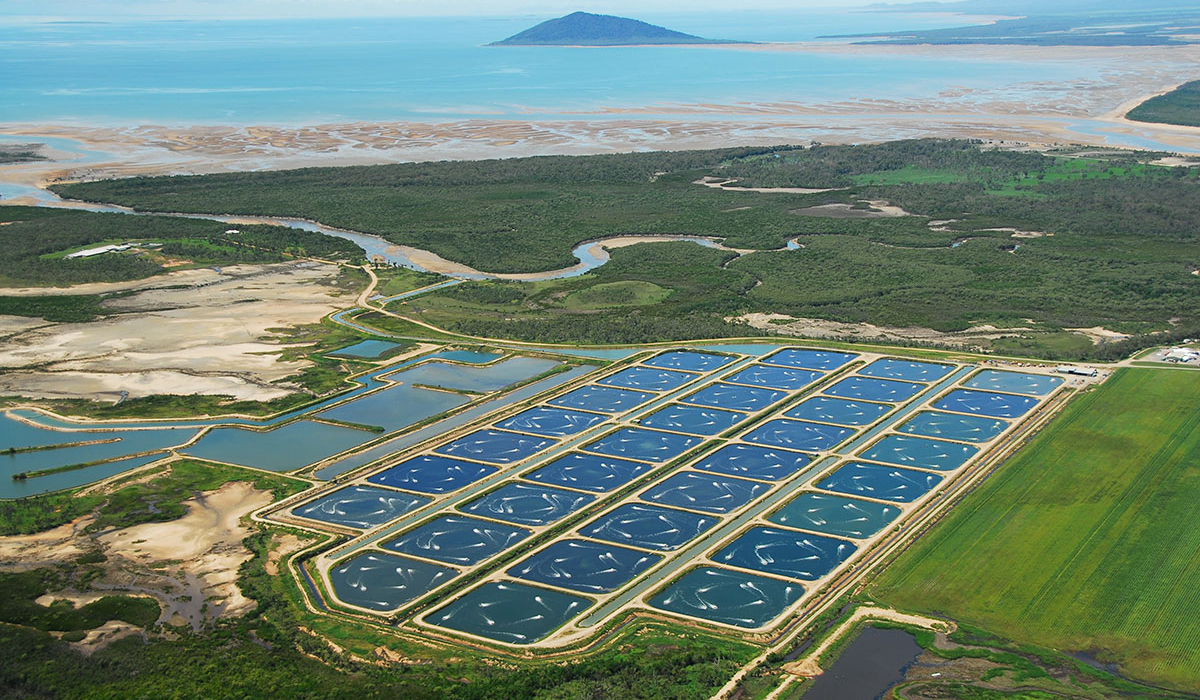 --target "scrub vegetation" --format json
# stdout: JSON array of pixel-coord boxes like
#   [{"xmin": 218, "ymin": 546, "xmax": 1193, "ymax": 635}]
[
  {"xmin": 0, "ymin": 459, "xmax": 308, "ymax": 536},
  {"xmin": 1126, "ymin": 80, "xmax": 1200, "ymax": 127},
  {"xmin": 869, "ymin": 368, "xmax": 1200, "ymax": 690},
  {"xmin": 52, "ymin": 140, "xmax": 1200, "ymax": 358},
  {"xmin": 0, "ymin": 205, "xmax": 360, "ymax": 288}
]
